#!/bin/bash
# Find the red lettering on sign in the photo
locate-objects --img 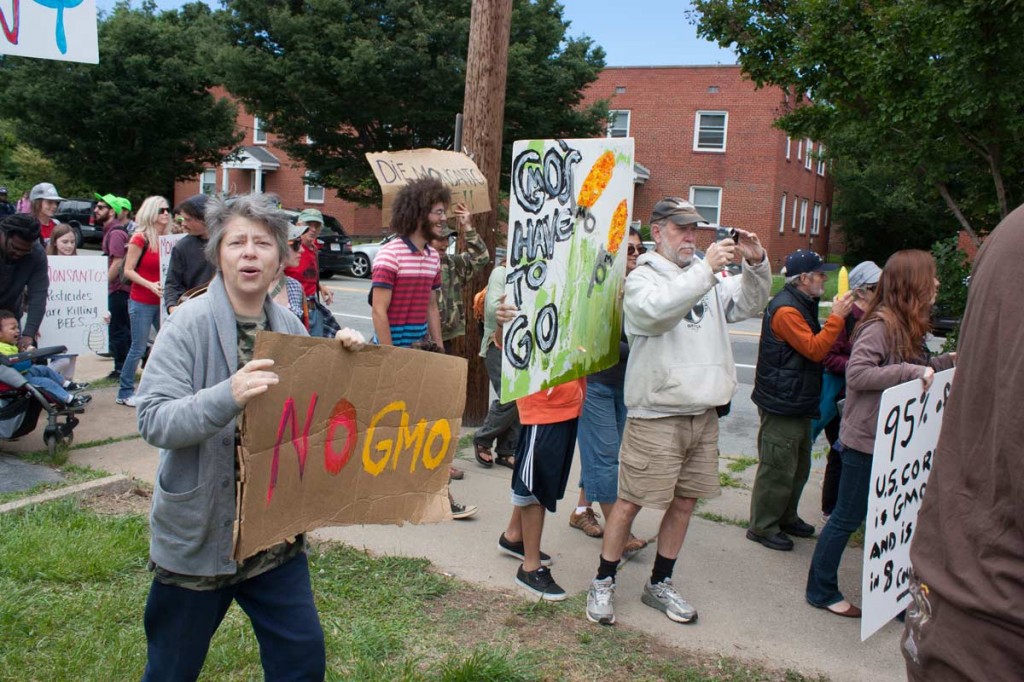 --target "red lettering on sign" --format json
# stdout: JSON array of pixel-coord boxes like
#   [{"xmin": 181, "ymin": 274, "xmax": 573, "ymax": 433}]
[
  {"xmin": 0, "ymin": 1, "xmax": 19, "ymax": 45},
  {"xmin": 267, "ymin": 393, "xmax": 319, "ymax": 503},
  {"xmin": 324, "ymin": 398, "xmax": 357, "ymax": 474}
]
